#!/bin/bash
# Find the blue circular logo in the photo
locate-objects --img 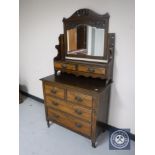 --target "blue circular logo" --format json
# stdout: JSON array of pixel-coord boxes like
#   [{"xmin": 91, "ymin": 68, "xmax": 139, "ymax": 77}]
[{"xmin": 110, "ymin": 130, "xmax": 129, "ymax": 149}]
